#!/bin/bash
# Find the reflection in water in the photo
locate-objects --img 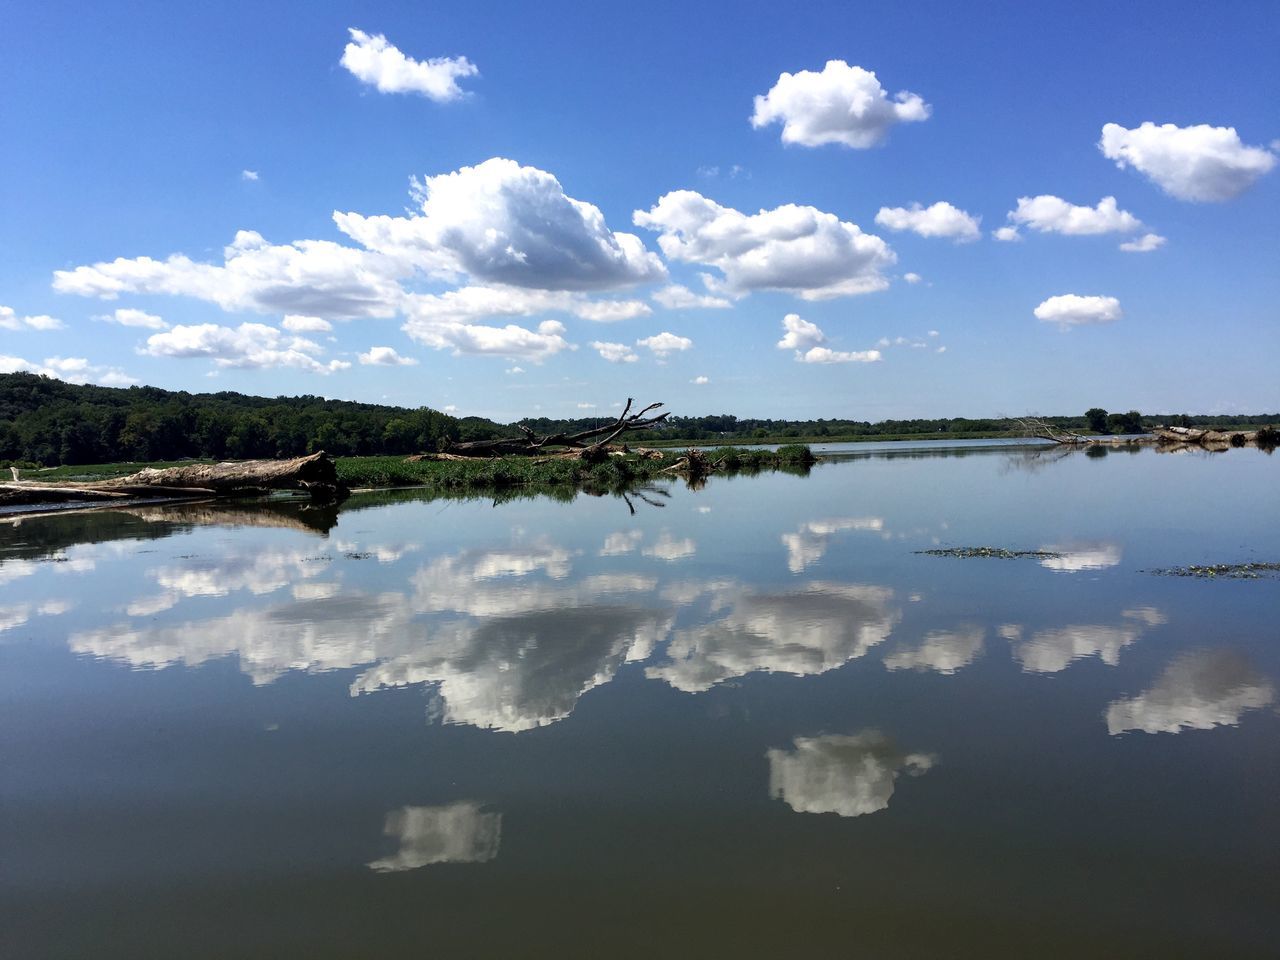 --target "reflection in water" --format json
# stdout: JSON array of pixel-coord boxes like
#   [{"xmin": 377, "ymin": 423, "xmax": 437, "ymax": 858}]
[
  {"xmin": 883, "ymin": 625, "xmax": 985, "ymax": 674},
  {"xmin": 1106, "ymin": 650, "xmax": 1276, "ymax": 735},
  {"xmin": 71, "ymin": 593, "xmax": 419, "ymax": 684},
  {"xmin": 1007, "ymin": 623, "xmax": 1141, "ymax": 674},
  {"xmin": 1037, "ymin": 541, "xmax": 1122, "ymax": 573},
  {"xmin": 642, "ymin": 531, "xmax": 697, "ymax": 561},
  {"xmin": 767, "ymin": 731, "xmax": 937, "ymax": 817},
  {"xmin": 781, "ymin": 517, "xmax": 885, "ymax": 573},
  {"xmin": 367, "ymin": 802, "xmax": 502, "ymax": 872},
  {"xmin": 351, "ymin": 606, "xmax": 673, "ymax": 733},
  {"xmin": 646, "ymin": 582, "xmax": 898, "ymax": 692}
]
